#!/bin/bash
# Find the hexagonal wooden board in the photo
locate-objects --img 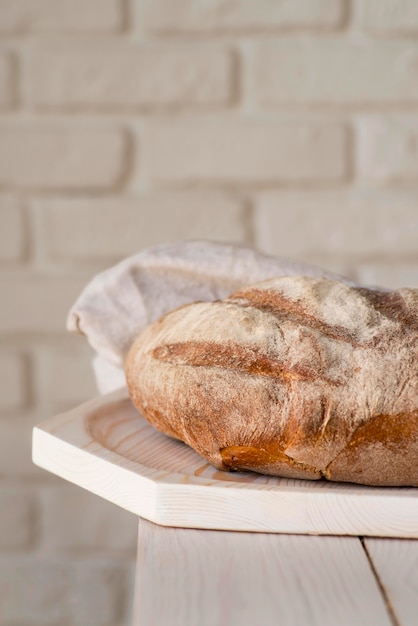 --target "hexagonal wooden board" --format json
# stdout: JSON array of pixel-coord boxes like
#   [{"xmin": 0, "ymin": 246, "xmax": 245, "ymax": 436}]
[{"xmin": 32, "ymin": 389, "xmax": 418, "ymax": 536}]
